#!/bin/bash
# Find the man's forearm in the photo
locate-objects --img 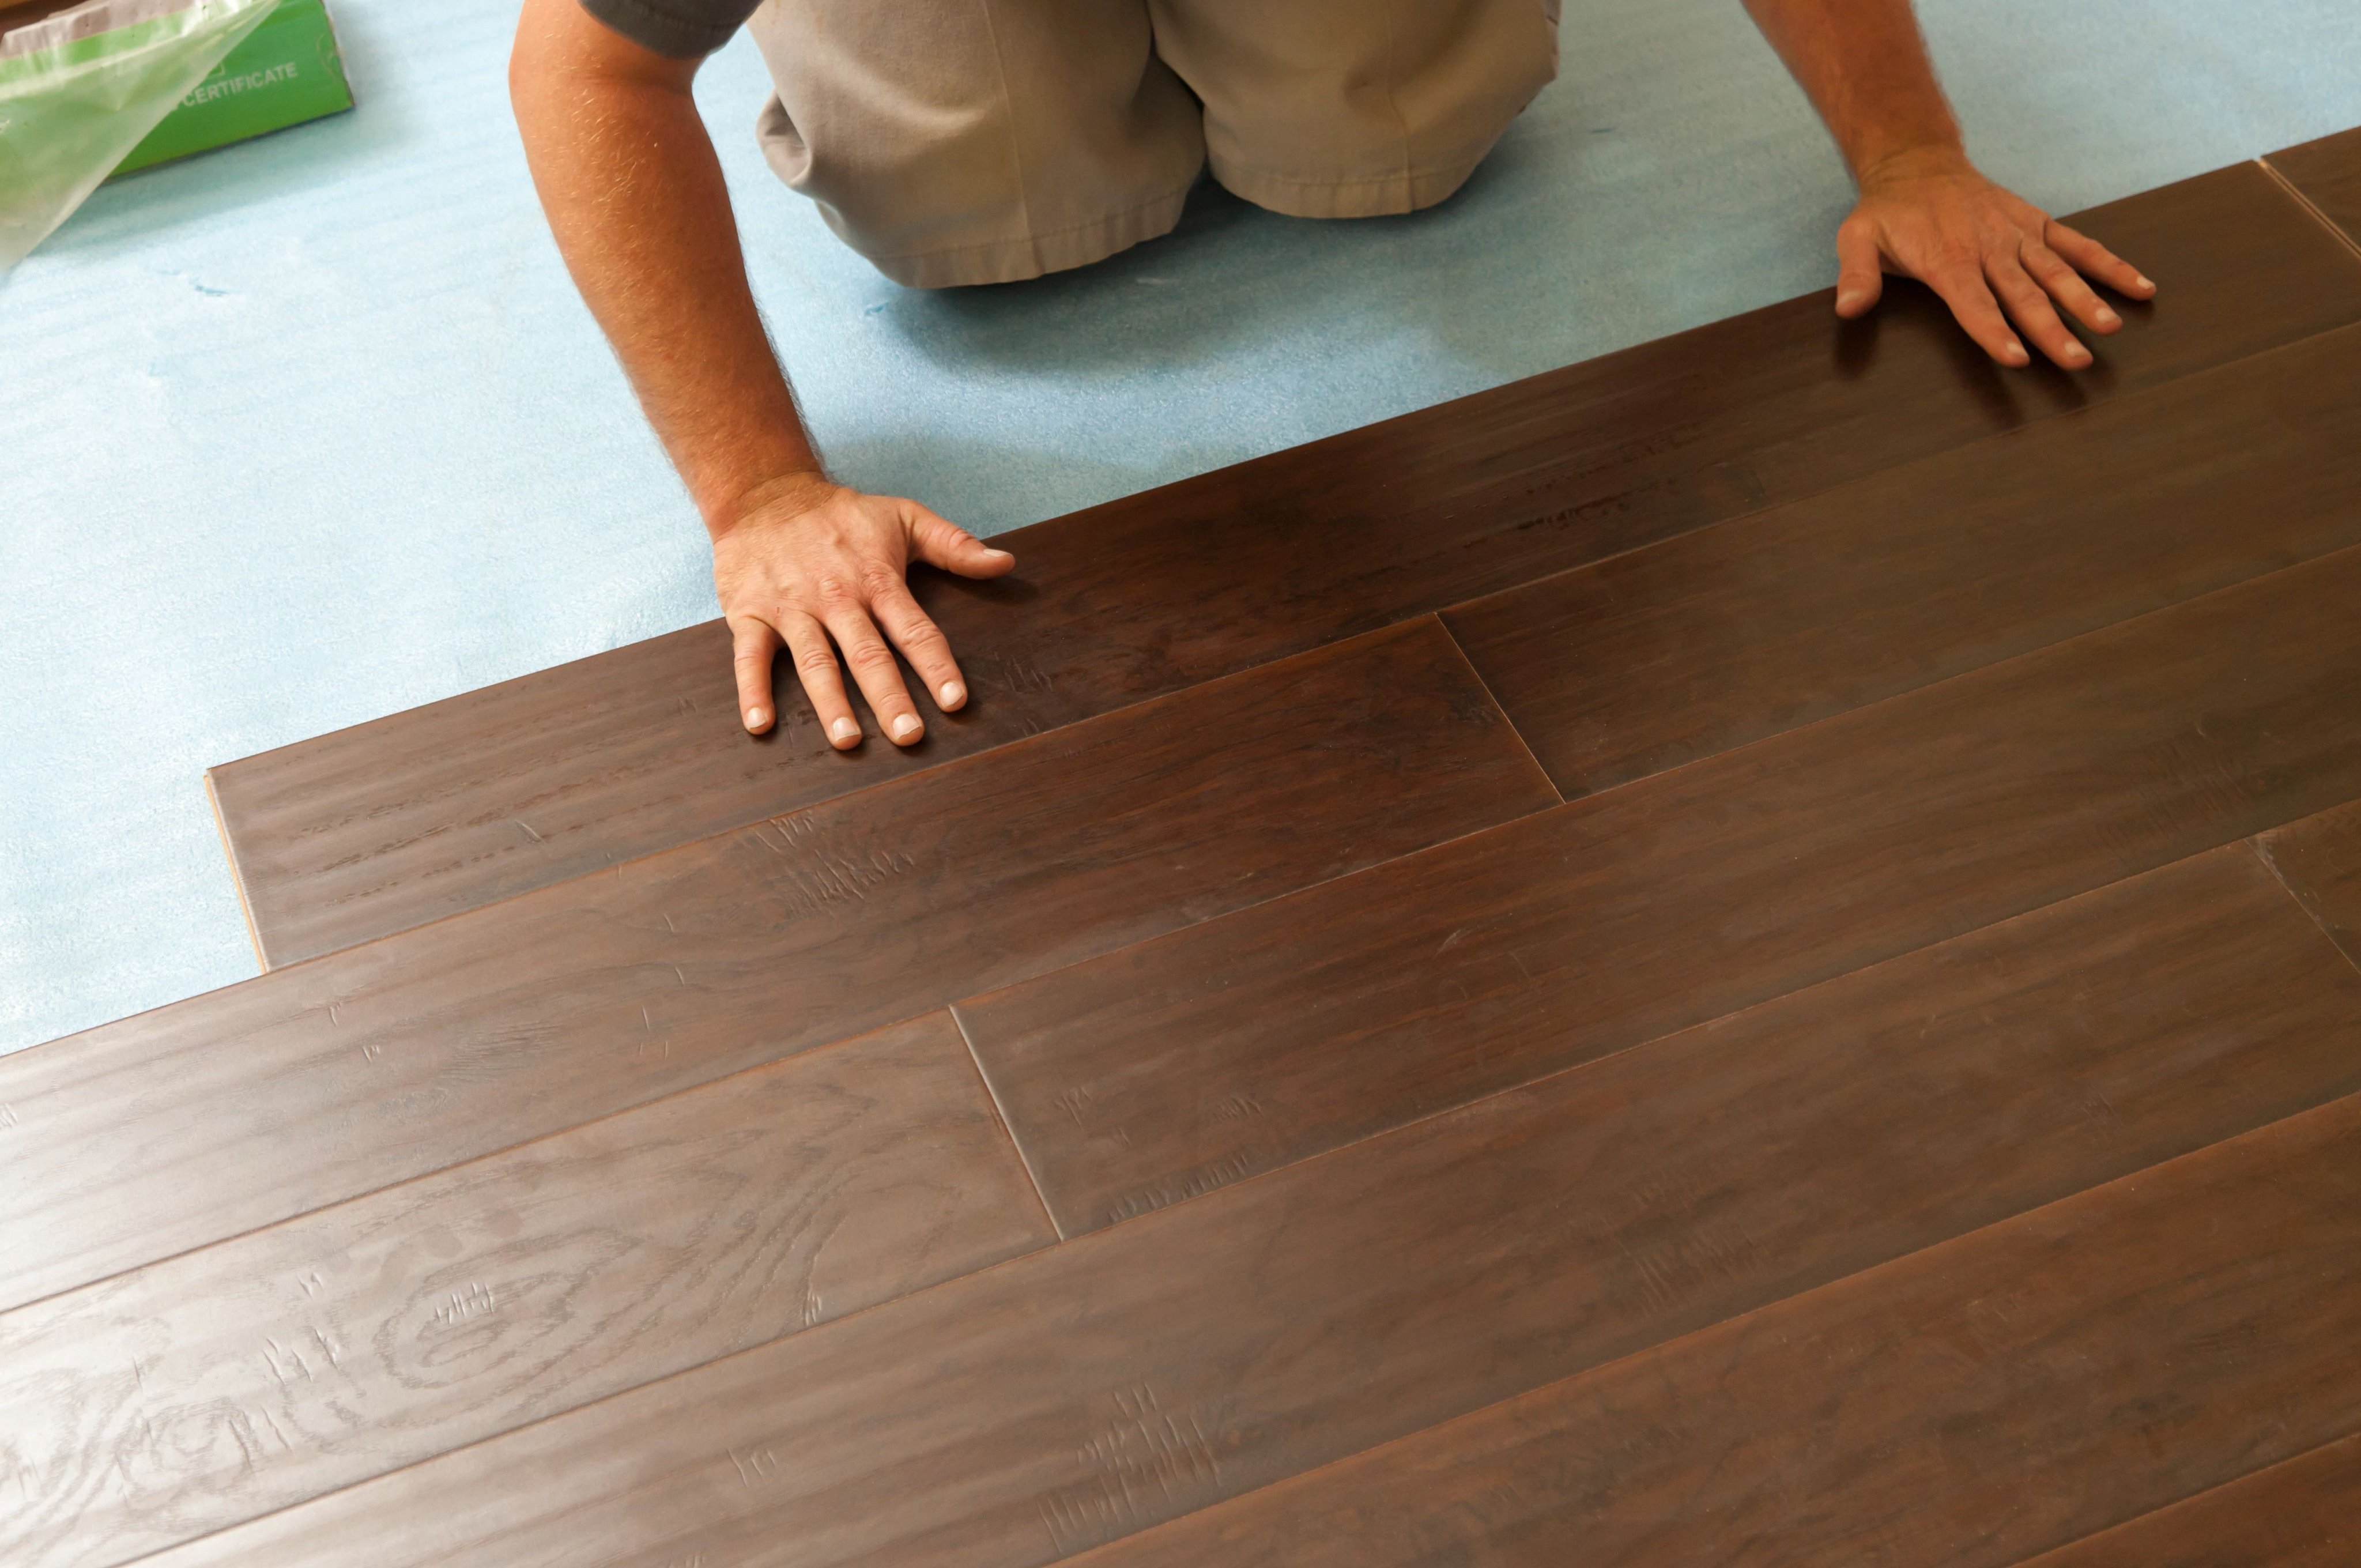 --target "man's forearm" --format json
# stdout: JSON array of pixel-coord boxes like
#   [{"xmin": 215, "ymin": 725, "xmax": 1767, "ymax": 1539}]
[
  {"xmin": 510, "ymin": 0, "xmax": 816, "ymax": 536},
  {"xmin": 1743, "ymin": 0, "xmax": 1963, "ymax": 181}
]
